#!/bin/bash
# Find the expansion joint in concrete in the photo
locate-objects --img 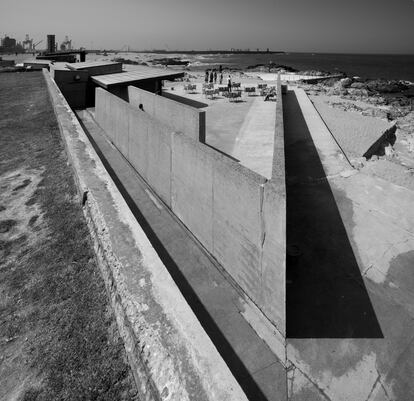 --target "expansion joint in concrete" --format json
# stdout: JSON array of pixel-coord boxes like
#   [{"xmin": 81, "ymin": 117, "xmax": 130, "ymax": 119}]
[
  {"xmin": 259, "ymin": 183, "xmax": 266, "ymax": 294},
  {"xmin": 287, "ymin": 361, "xmax": 332, "ymax": 401}
]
